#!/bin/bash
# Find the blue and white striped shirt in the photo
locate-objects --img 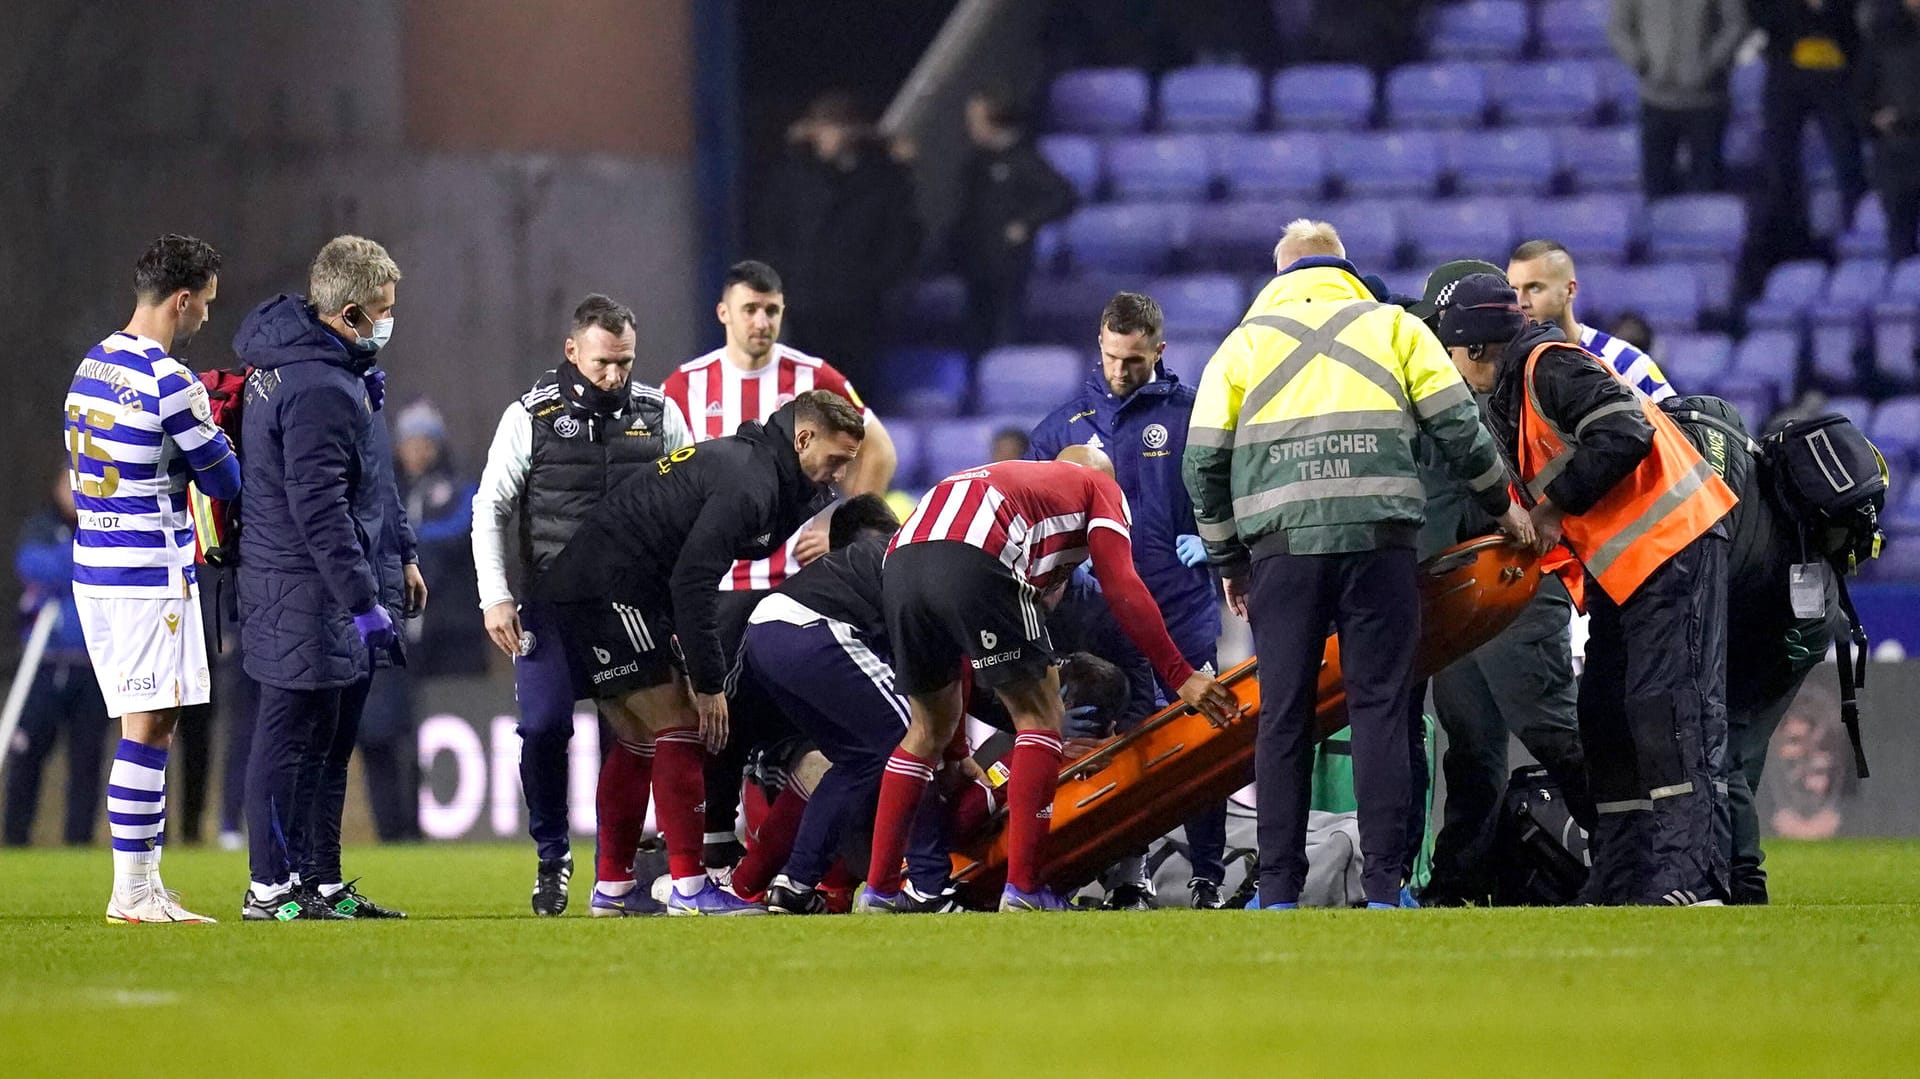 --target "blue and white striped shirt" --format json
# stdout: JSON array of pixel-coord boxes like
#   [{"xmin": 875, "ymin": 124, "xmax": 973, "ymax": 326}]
[
  {"xmin": 1578, "ymin": 325, "xmax": 1676, "ymax": 403},
  {"xmin": 63, "ymin": 332, "xmax": 237, "ymax": 598}
]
